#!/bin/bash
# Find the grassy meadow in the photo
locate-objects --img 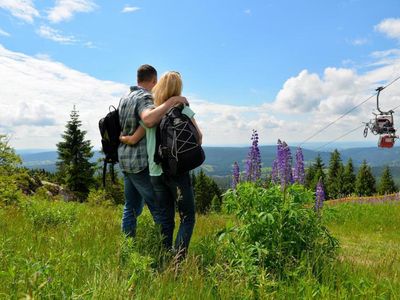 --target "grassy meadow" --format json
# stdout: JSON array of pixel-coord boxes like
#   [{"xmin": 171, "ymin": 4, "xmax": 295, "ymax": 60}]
[{"xmin": 1, "ymin": 196, "xmax": 400, "ymax": 299}]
